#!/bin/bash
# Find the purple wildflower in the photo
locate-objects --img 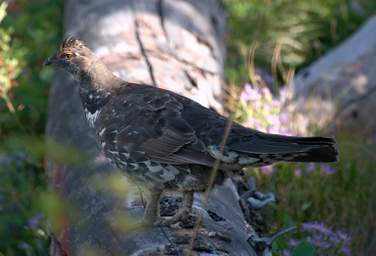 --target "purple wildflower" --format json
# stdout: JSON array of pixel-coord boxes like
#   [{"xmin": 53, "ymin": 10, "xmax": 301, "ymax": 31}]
[
  {"xmin": 301, "ymin": 222, "xmax": 333, "ymax": 236},
  {"xmin": 336, "ymin": 230, "xmax": 351, "ymax": 242},
  {"xmin": 279, "ymin": 112, "xmax": 290, "ymax": 125},
  {"xmin": 310, "ymin": 234, "xmax": 331, "ymax": 249},
  {"xmin": 267, "ymin": 125, "xmax": 281, "ymax": 134},
  {"xmin": 305, "ymin": 163, "xmax": 316, "ymax": 173},
  {"xmin": 27, "ymin": 213, "xmax": 43, "ymax": 230},
  {"xmin": 19, "ymin": 241, "xmax": 31, "ymax": 251},
  {"xmin": 320, "ymin": 164, "xmax": 336, "ymax": 175},
  {"xmin": 271, "ymin": 99, "xmax": 280, "ymax": 107},
  {"xmin": 279, "ymin": 130, "xmax": 293, "ymax": 136},
  {"xmin": 279, "ymin": 86, "xmax": 290, "ymax": 99},
  {"xmin": 341, "ymin": 245, "xmax": 351, "ymax": 256},
  {"xmin": 260, "ymin": 165, "xmax": 274, "ymax": 176},
  {"xmin": 261, "ymin": 87, "xmax": 272, "ymax": 97},
  {"xmin": 262, "ymin": 104, "xmax": 270, "ymax": 113},
  {"xmin": 266, "ymin": 115, "xmax": 280, "ymax": 126},
  {"xmin": 240, "ymin": 83, "xmax": 262, "ymax": 101},
  {"xmin": 244, "ymin": 119, "xmax": 261, "ymax": 129},
  {"xmin": 294, "ymin": 168, "xmax": 302, "ymax": 177},
  {"xmin": 282, "ymin": 249, "xmax": 292, "ymax": 256},
  {"xmin": 299, "ymin": 221, "xmax": 352, "ymax": 255},
  {"xmin": 288, "ymin": 238, "xmax": 299, "ymax": 247}
]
